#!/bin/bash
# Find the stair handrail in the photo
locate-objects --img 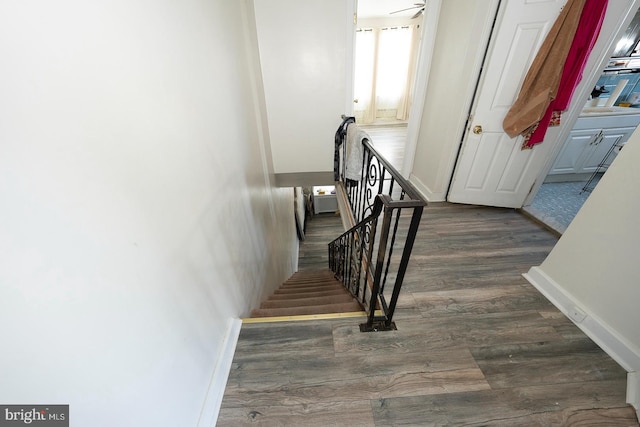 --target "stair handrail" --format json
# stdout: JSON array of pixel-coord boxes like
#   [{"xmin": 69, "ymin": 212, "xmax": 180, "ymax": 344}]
[{"xmin": 330, "ymin": 116, "xmax": 426, "ymax": 331}]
